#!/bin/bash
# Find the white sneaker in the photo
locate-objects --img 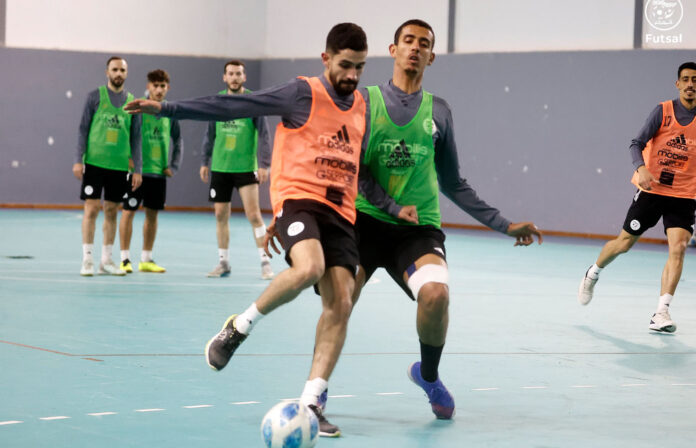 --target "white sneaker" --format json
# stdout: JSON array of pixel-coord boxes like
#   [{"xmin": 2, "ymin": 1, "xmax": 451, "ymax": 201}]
[
  {"xmin": 80, "ymin": 259, "xmax": 95, "ymax": 276},
  {"xmin": 649, "ymin": 311, "xmax": 677, "ymax": 333},
  {"xmin": 207, "ymin": 261, "xmax": 231, "ymax": 278},
  {"xmin": 578, "ymin": 269, "xmax": 598, "ymax": 305},
  {"xmin": 261, "ymin": 261, "xmax": 274, "ymax": 280},
  {"xmin": 99, "ymin": 260, "xmax": 127, "ymax": 276}
]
